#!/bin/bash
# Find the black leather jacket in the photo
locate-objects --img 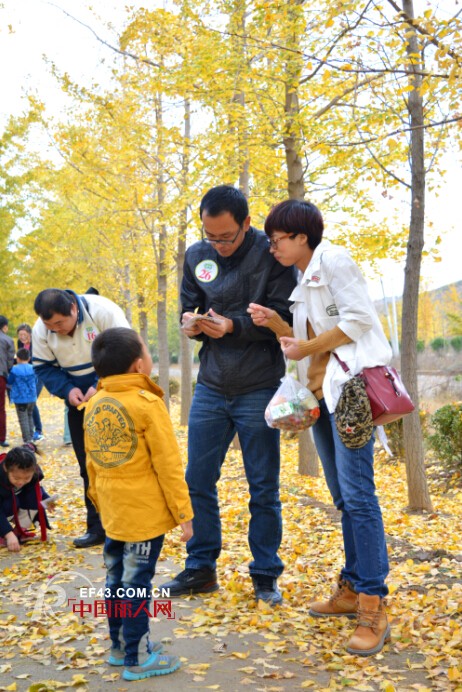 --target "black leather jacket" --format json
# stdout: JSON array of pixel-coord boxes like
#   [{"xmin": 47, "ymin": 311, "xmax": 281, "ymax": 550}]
[{"xmin": 181, "ymin": 227, "xmax": 297, "ymax": 396}]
